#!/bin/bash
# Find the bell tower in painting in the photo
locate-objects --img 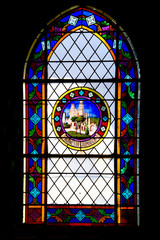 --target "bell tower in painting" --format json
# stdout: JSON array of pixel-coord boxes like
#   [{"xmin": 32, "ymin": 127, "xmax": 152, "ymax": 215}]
[{"xmin": 78, "ymin": 101, "xmax": 84, "ymax": 116}]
